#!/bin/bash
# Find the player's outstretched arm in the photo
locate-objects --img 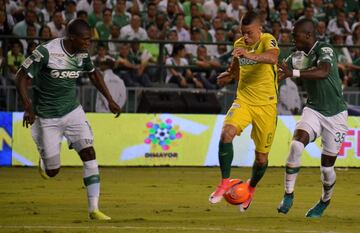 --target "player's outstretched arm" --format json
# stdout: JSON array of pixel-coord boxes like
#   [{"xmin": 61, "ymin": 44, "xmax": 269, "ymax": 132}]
[
  {"xmin": 217, "ymin": 57, "xmax": 239, "ymax": 87},
  {"xmin": 16, "ymin": 68, "xmax": 35, "ymax": 128},
  {"xmin": 233, "ymin": 48, "xmax": 279, "ymax": 65},
  {"xmin": 89, "ymin": 69, "xmax": 122, "ymax": 117}
]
